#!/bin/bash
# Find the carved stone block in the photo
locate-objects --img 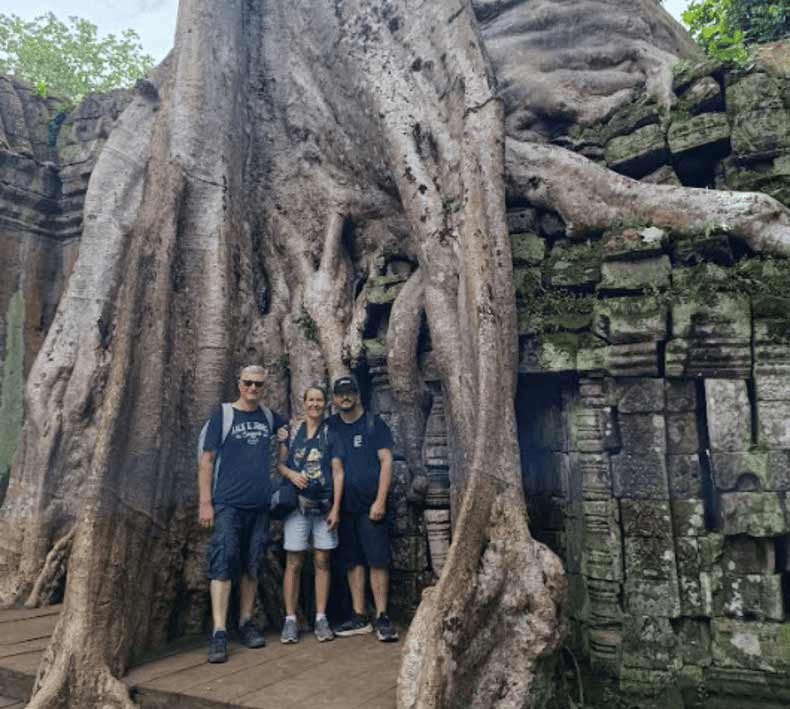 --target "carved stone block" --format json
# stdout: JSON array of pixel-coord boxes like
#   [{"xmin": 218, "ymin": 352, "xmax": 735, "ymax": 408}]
[
  {"xmin": 599, "ymin": 256, "xmax": 672, "ymax": 292},
  {"xmin": 717, "ymin": 492, "xmax": 787, "ymax": 537},
  {"xmin": 712, "ymin": 618, "xmax": 790, "ymax": 673},
  {"xmin": 714, "ymin": 573, "xmax": 785, "ymax": 621},
  {"xmin": 612, "ymin": 378, "xmax": 665, "ymax": 414},
  {"xmin": 621, "ymin": 499, "xmax": 672, "ymax": 539},
  {"xmin": 667, "ymin": 454, "xmax": 704, "ymax": 498},
  {"xmin": 758, "ymin": 399, "xmax": 790, "ymax": 448},
  {"xmin": 671, "ymin": 498, "xmax": 707, "ymax": 537},
  {"xmin": 705, "ymin": 380, "xmax": 752, "ymax": 452},
  {"xmin": 612, "ymin": 414, "xmax": 669, "ymax": 499},
  {"xmin": 605, "ymin": 123, "xmax": 668, "ymax": 177},
  {"xmin": 666, "ymin": 412, "xmax": 699, "ymax": 455},
  {"xmin": 592, "ymin": 297, "xmax": 668, "ymax": 344},
  {"xmin": 721, "ymin": 536, "xmax": 776, "ymax": 575}
]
